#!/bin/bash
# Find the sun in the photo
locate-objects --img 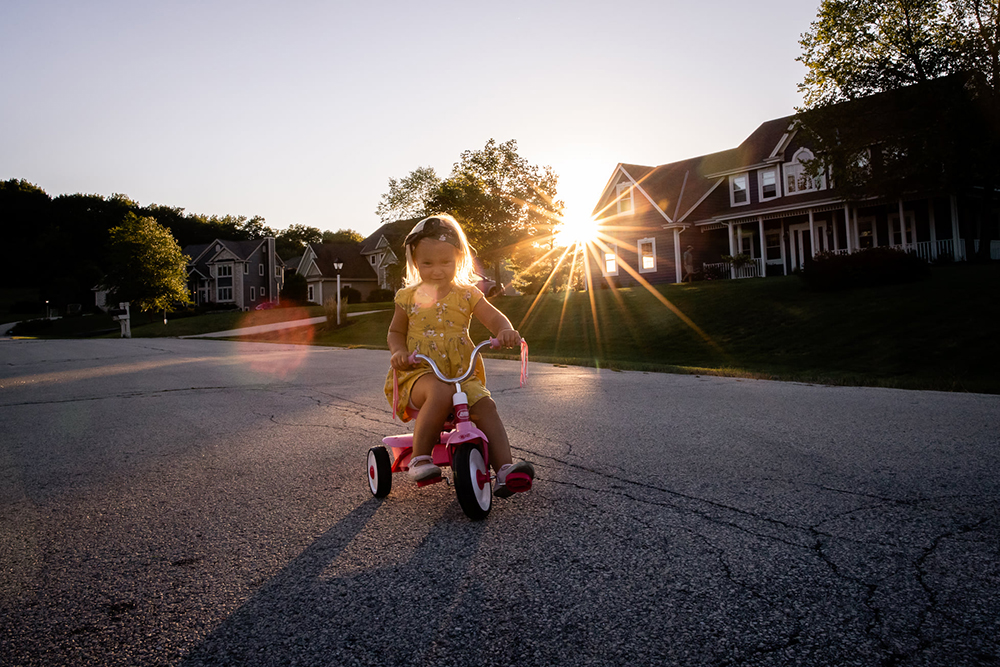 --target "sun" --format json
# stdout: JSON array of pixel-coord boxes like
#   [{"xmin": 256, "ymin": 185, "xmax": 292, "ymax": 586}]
[{"xmin": 555, "ymin": 215, "xmax": 599, "ymax": 247}]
